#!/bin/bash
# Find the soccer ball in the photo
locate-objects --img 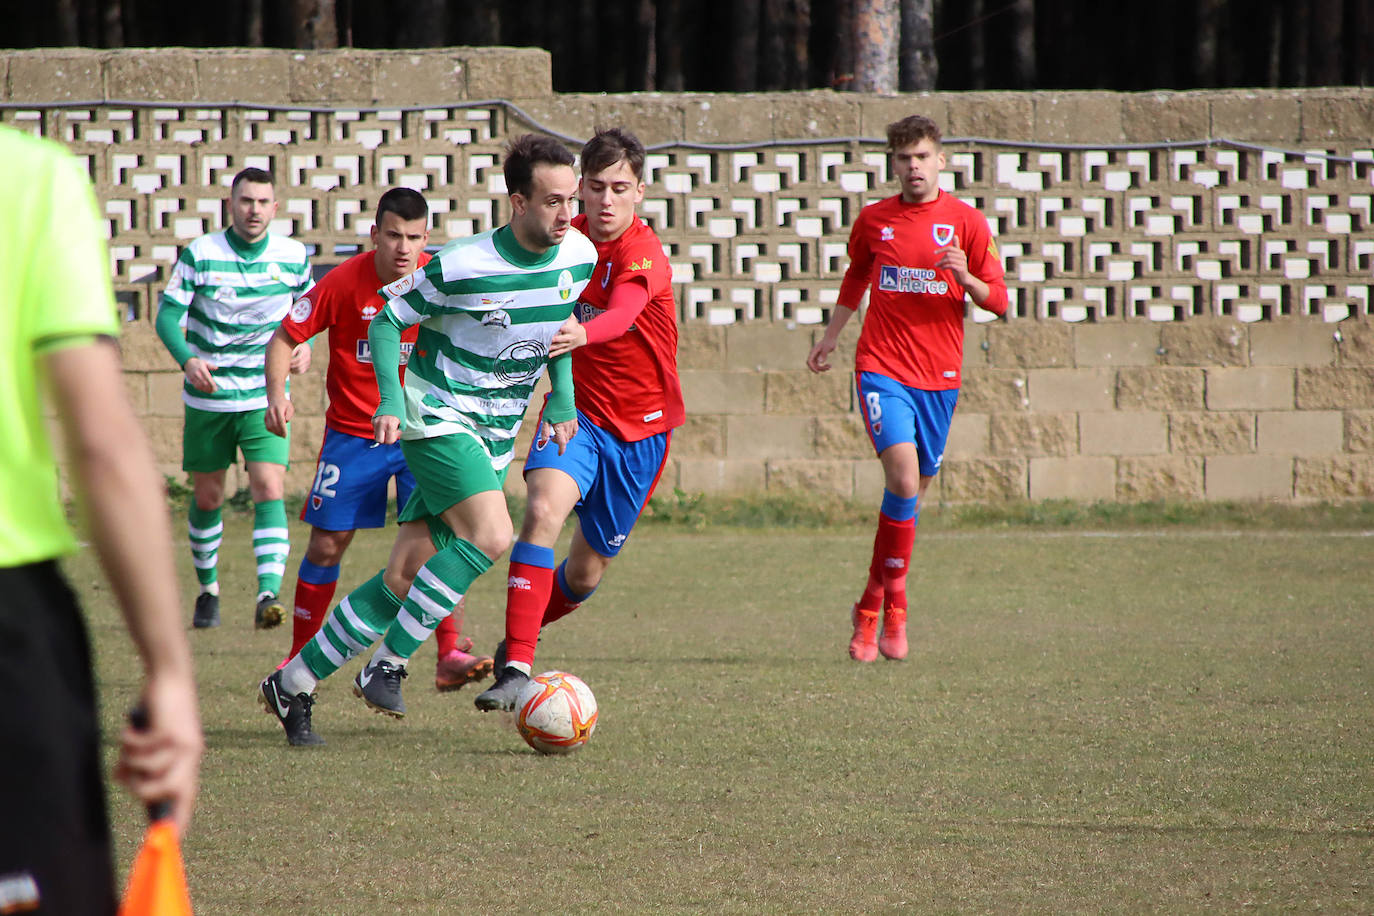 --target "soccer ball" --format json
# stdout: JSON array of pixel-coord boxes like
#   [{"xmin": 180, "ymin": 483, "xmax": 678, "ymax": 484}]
[{"xmin": 515, "ymin": 671, "xmax": 598, "ymax": 755}]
